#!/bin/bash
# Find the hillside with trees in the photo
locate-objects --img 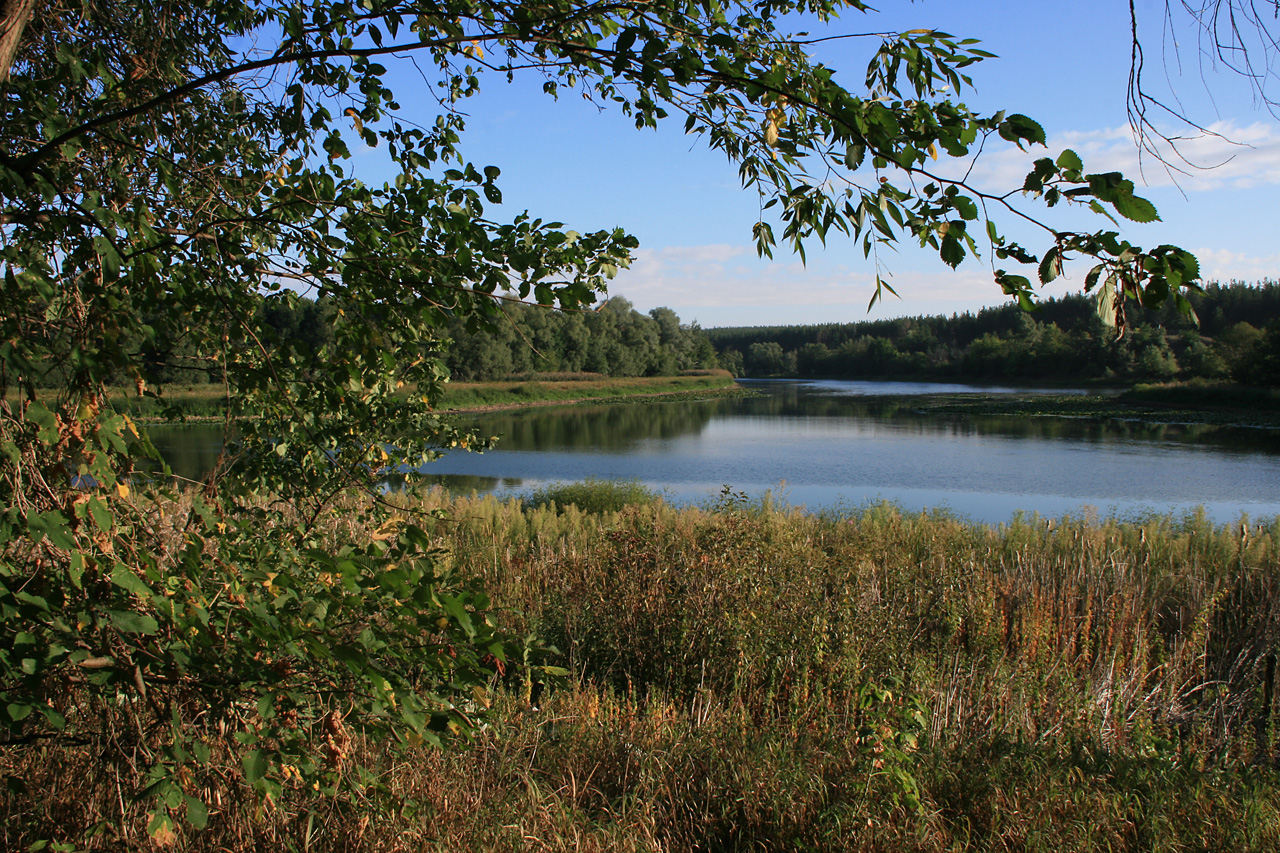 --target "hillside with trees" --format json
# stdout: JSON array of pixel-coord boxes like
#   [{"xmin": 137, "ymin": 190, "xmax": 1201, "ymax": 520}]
[{"xmin": 708, "ymin": 281, "xmax": 1280, "ymax": 385}]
